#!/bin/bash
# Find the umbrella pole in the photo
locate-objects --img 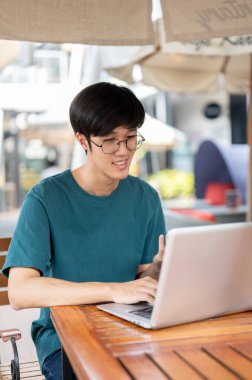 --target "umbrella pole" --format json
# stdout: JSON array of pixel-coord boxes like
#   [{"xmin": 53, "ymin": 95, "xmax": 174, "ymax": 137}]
[{"xmin": 247, "ymin": 54, "xmax": 252, "ymax": 221}]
